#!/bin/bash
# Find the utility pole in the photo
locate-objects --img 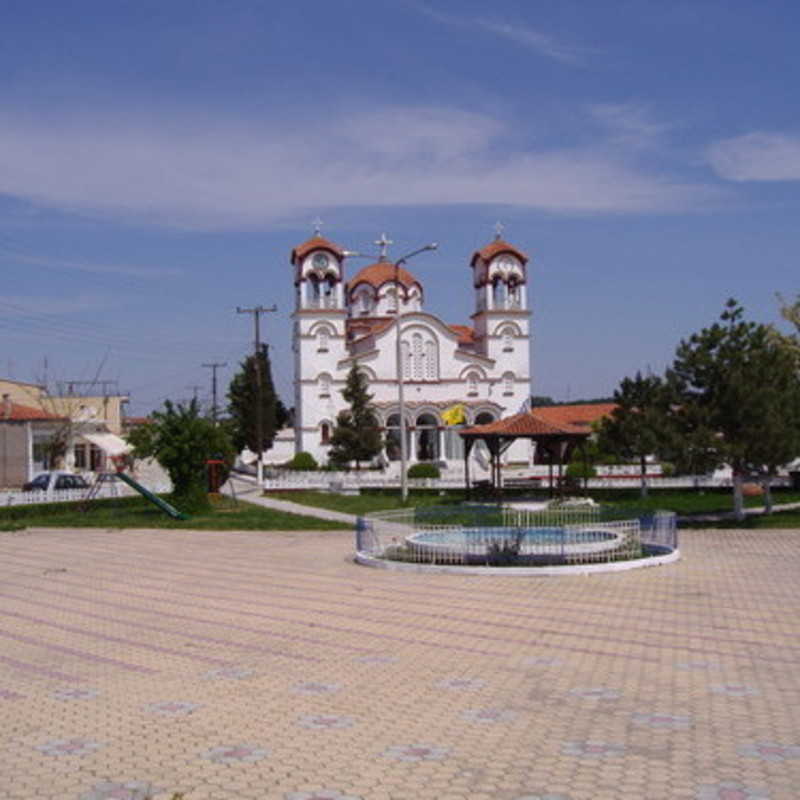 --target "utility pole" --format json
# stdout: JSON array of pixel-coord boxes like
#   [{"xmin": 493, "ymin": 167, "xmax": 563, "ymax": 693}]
[
  {"xmin": 202, "ymin": 362, "xmax": 227, "ymax": 423},
  {"xmin": 236, "ymin": 305, "xmax": 277, "ymax": 486},
  {"xmin": 186, "ymin": 385, "xmax": 202, "ymax": 403}
]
